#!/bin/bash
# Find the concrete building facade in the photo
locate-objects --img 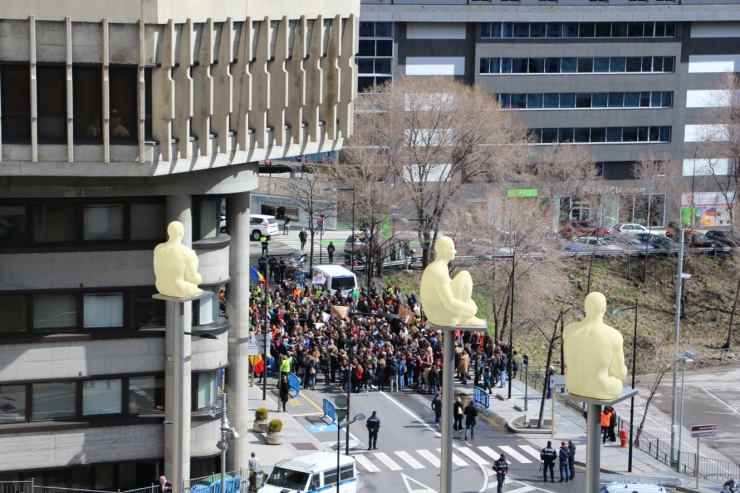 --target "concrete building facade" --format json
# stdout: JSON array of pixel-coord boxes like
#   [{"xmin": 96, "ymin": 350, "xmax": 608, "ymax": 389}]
[
  {"xmin": 0, "ymin": 0, "xmax": 358, "ymax": 489},
  {"xmin": 359, "ymin": 0, "xmax": 740, "ymax": 229}
]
